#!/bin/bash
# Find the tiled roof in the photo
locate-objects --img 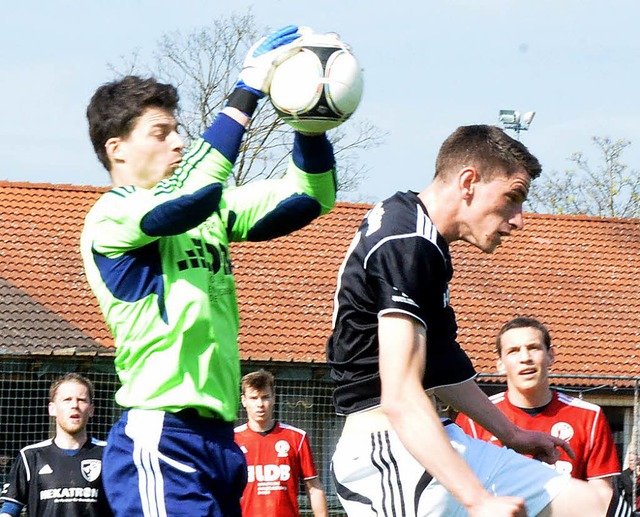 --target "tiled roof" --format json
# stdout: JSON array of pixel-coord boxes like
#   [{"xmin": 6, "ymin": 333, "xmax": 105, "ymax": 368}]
[
  {"xmin": 0, "ymin": 277, "xmax": 105, "ymax": 356},
  {"xmin": 1, "ymin": 181, "xmax": 638, "ymax": 384},
  {"xmin": 233, "ymin": 203, "xmax": 368, "ymax": 363},
  {"xmin": 449, "ymin": 213, "xmax": 640, "ymax": 384},
  {"xmin": 0, "ymin": 182, "xmax": 112, "ymax": 355}
]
